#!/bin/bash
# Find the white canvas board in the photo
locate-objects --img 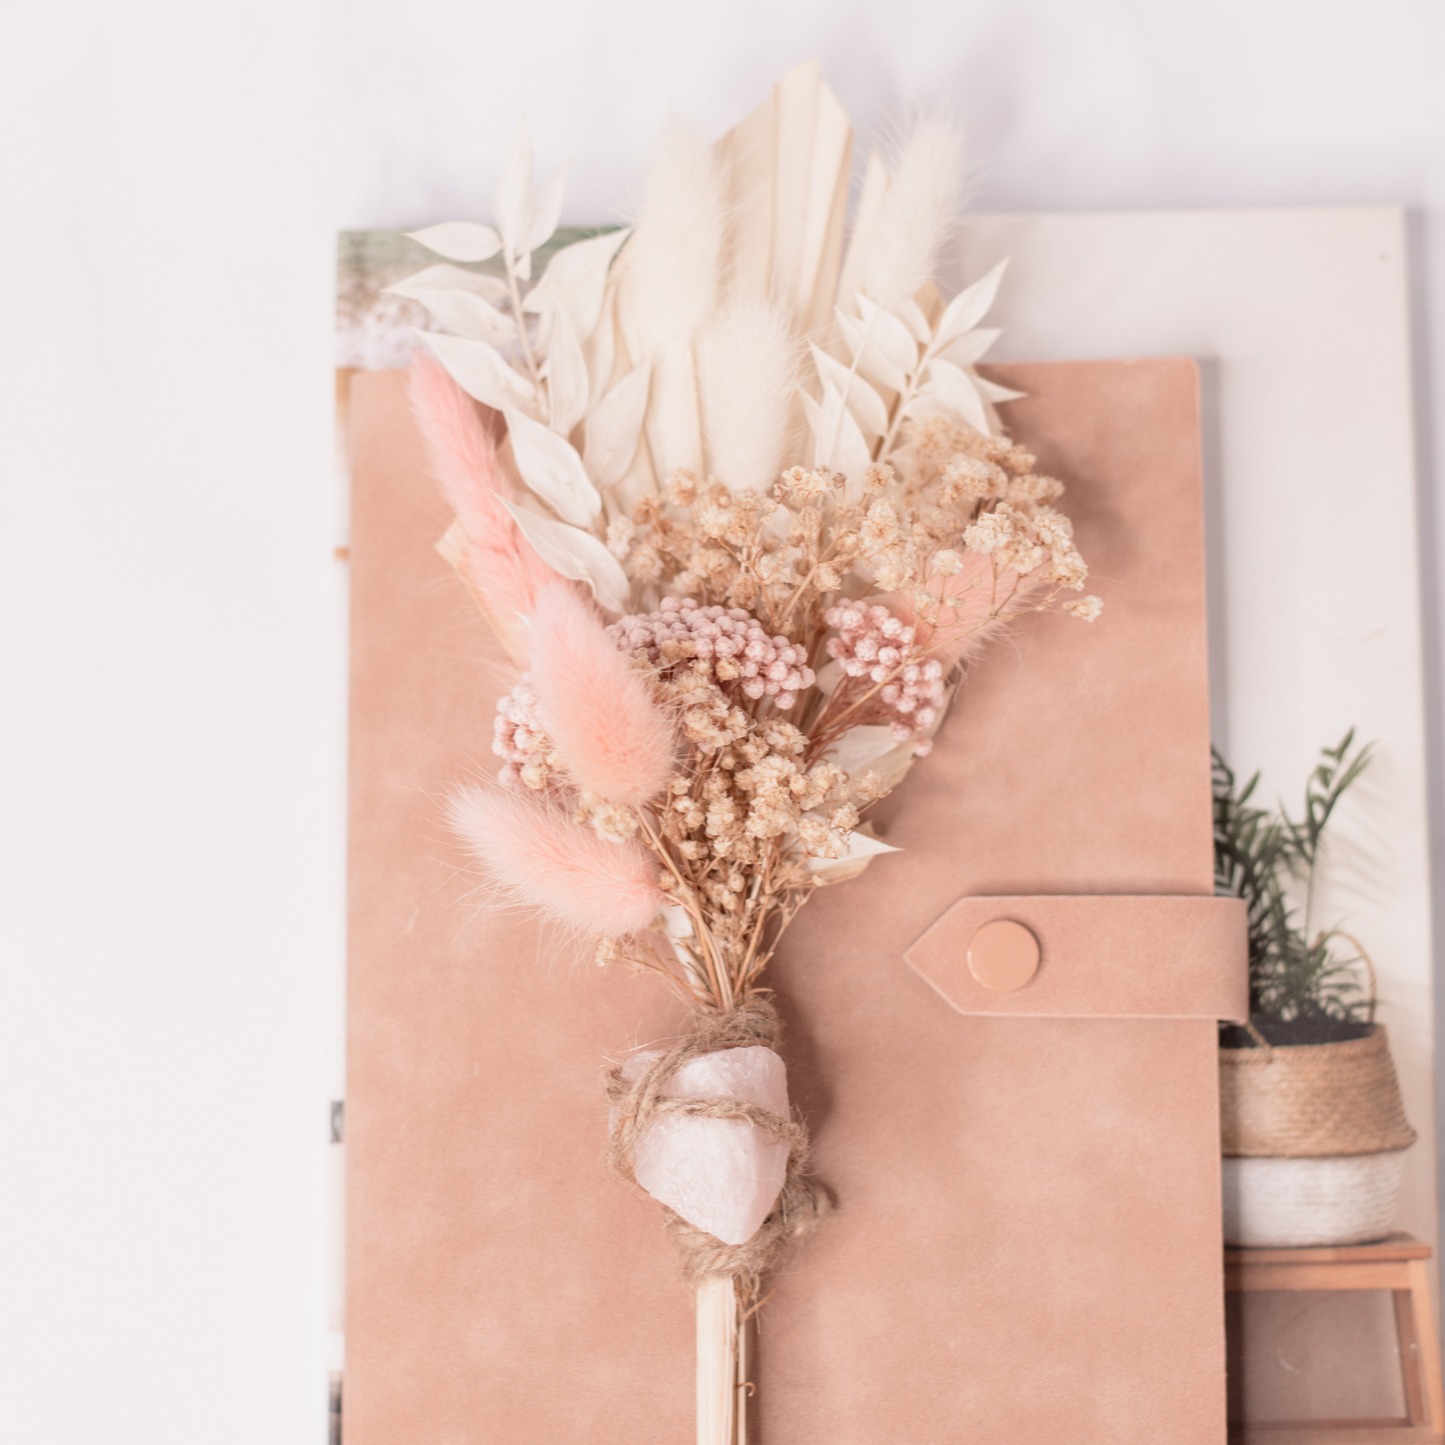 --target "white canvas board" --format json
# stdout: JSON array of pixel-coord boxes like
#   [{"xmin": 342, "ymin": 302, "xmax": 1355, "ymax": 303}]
[{"xmin": 954, "ymin": 207, "xmax": 1436, "ymax": 1264}]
